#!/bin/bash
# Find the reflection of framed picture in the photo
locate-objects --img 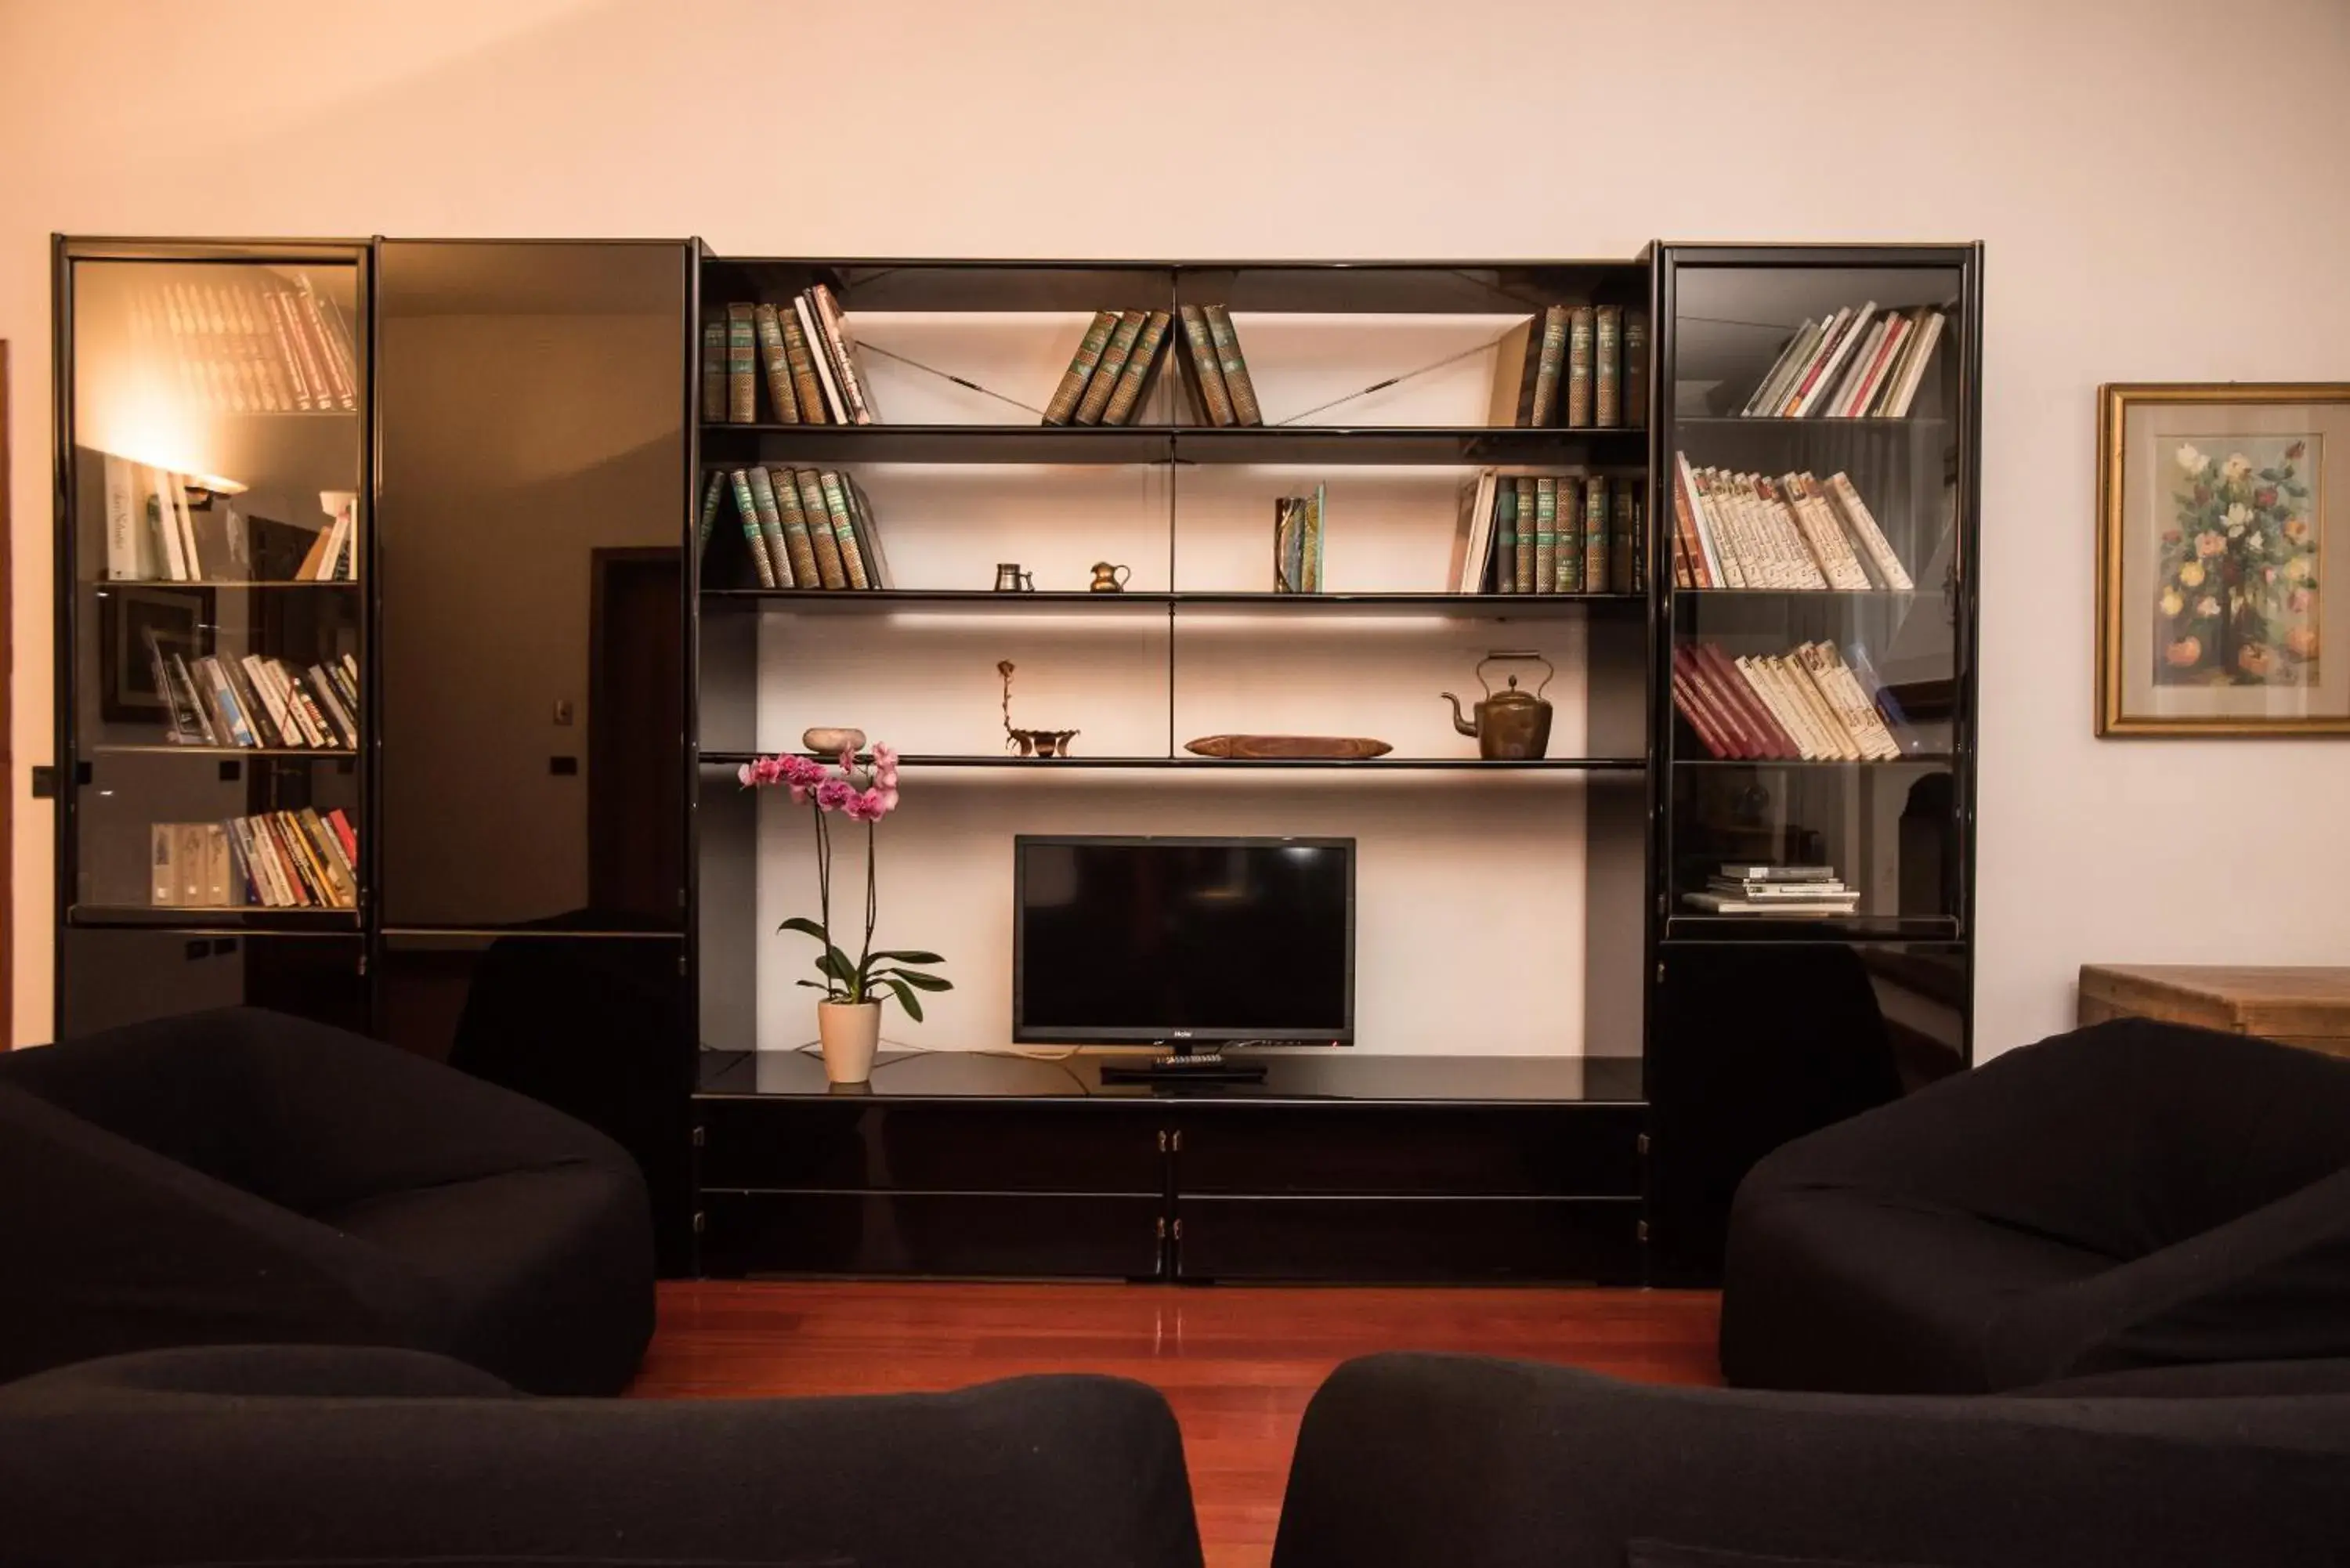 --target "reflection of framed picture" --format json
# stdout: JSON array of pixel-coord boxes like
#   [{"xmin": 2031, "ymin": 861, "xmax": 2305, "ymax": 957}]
[
  {"xmin": 2098, "ymin": 384, "xmax": 2350, "ymax": 735},
  {"xmin": 98, "ymin": 586, "xmax": 207, "ymax": 723}
]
